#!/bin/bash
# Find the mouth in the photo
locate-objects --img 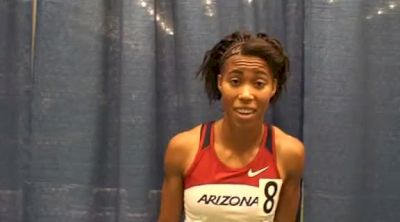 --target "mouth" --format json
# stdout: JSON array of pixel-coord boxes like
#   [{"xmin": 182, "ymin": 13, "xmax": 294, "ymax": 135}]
[{"xmin": 234, "ymin": 108, "xmax": 256, "ymax": 116}]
